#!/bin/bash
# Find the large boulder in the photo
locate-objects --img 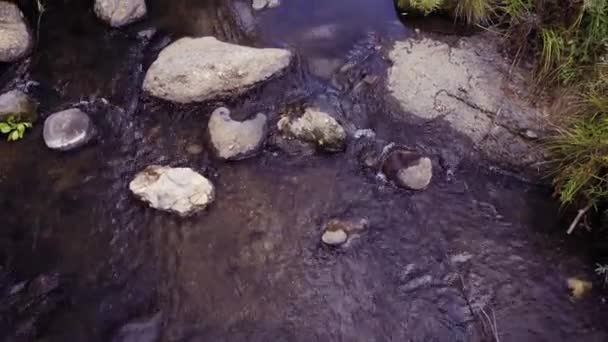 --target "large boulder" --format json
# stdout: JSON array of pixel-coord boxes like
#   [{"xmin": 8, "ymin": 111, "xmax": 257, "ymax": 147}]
[
  {"xmin": 129, "ymin": 166, "xmax": 215, "ymax": 217},
  {"xmin": 387, "ymin": 34, "xmax": 549, "ymax": 171},
  {"xmin": 277, "ymin": 108, "xmax": 346, "ymax": 152},
  {"xmin": 0, "ymin": 90, "xmax": 37, "ymax": 123},
  {"xmin": 143, "ymin": 37, "xmax": 292, "ymax": 103},
  {"xmin": 0, "ymin": 2, "xmax": 32, "ymax": 62},
  {"xmin": 94, "ymin": 0, "xmax": 147, "ymax": 28},
  {"xmin": 208, "ymin": 107, "xmax": 267, "ymax": 160},
  {"xmin": 43, "ymin": 108, "xmax": 94, "ymax": 151}
]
